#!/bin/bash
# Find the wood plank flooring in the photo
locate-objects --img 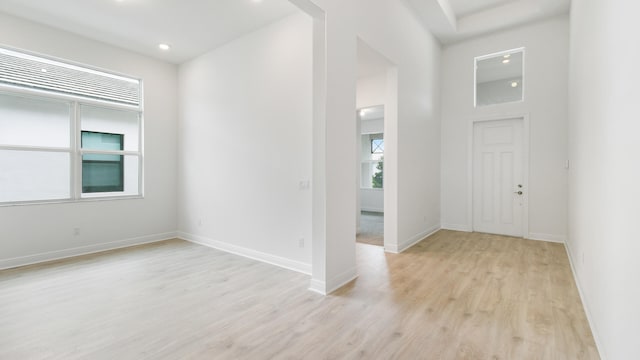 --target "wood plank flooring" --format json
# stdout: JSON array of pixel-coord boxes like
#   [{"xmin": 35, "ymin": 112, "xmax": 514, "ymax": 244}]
[{"xmin": 0, "ymin": 230, "xmax": 599, "ymax": 359}]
